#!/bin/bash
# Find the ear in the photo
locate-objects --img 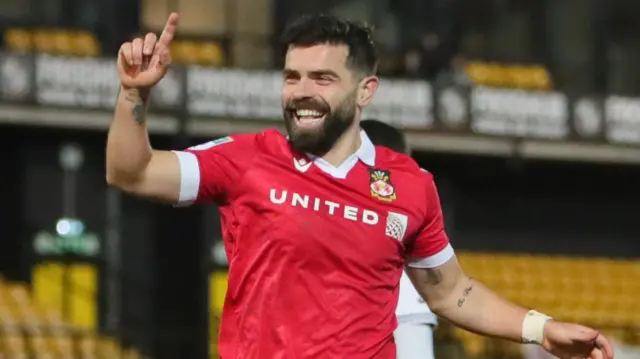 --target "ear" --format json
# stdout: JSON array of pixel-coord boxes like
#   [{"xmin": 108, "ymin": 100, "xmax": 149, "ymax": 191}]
[{"xmin": 356, "ymin": 76, "xmax": 379, "ymax": 108}]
